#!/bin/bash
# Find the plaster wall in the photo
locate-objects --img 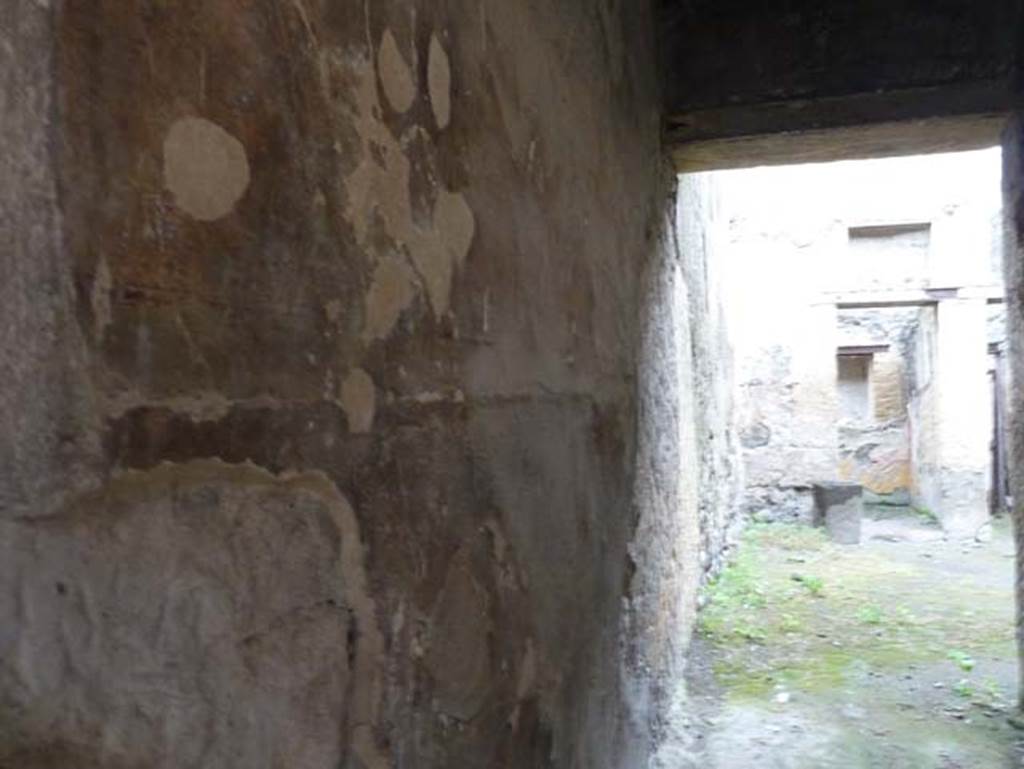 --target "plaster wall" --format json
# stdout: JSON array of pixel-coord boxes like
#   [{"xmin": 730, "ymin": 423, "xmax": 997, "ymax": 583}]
[
  {"xmin": 714, "ymin": 150, "xmax": 1002, "ymax": 525},
  {"xmin": 676, "ymin": 175, "xmax": 745, "ymax": 582},
  {"xmin": 0, "ymin": 2, "xmax": 685, "ymax": 767},
  {"xmin": 638, "ymin": 171, "xmax": 744, "ymax": 769},
  {"xmin": 934, "ymin": 298, "xmax": 994, "ymax": 534},
  {"xmin": 999, "ymin": 116, "xmax": 1024, "ymax": 702},
  {"xmin": 907, "ymin": 307, "xmax": 942, "ymax": 517}
]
